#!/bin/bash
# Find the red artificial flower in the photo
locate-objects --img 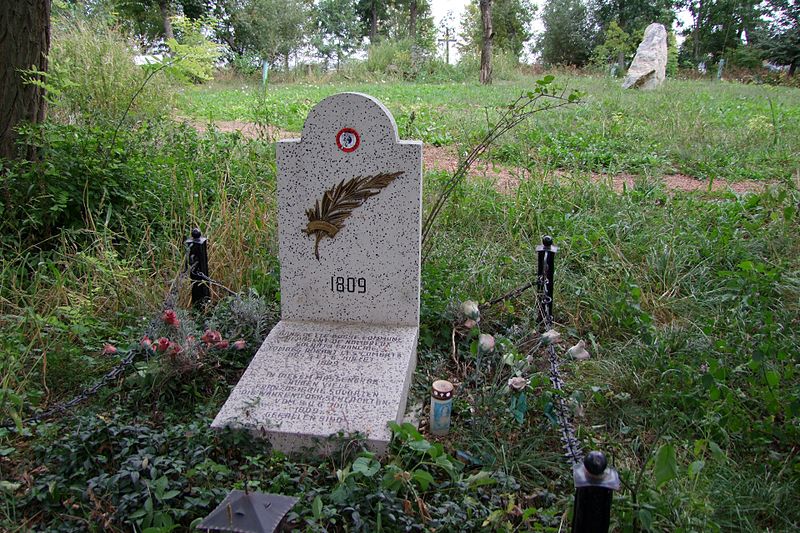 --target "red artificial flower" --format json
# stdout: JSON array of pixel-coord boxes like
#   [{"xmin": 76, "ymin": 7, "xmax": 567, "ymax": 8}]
[
  {"xmin": 140, "ymin": 335, "xmax": 152, "ymax": 349},
  {"xmin": 232, "ymin": 339, "xmax": 246, "ymax": 350},
  {"xmin": 102, "ymin": 343, "xmax": 117, "ymax": 355},
  {"xmin": 162, "ymin": 309, "xmax": 180, "ymax": 327},
  {"xmin": 156, "ymin": 337, "xmax": 170, "ymax": 352},
  {"xmin": 201, "ymin": 329, "xmax": 222, "ymax": 345},
  {"xmin": 168, "ymin": 342, "xmax": 183, "ymax": 355},
  {"xmin": 216, "ymin": 339, "xmax": 229, "ymax": 350}
]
